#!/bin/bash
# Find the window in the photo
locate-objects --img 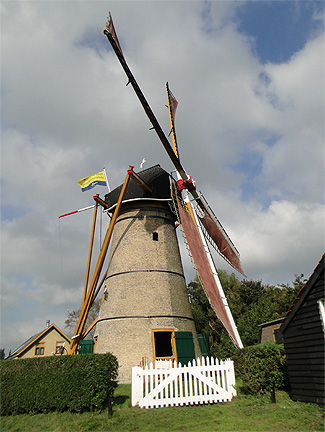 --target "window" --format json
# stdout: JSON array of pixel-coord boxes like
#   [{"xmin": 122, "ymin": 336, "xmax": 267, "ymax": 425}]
[
  {"xmin": 152, "ymin": 232, "xmax": 158, "ymax": 241},
  {"xmin": 318, "ymin": 299, "xmax": 325, "ymax": 335},
  {"xmin": 102, "ymin": 287, "xmax": 108, "ymax": 301},
  {"xmin": 55, "ymin": 341, "xmax": 66, "ymax": 355},
  {"xmin": 152, "ymin": 330, "xmax": 176, "ymax": 361},
  {"xmin": 35, "ymin": 342, "xmax": 44, "ymax": 355}
]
